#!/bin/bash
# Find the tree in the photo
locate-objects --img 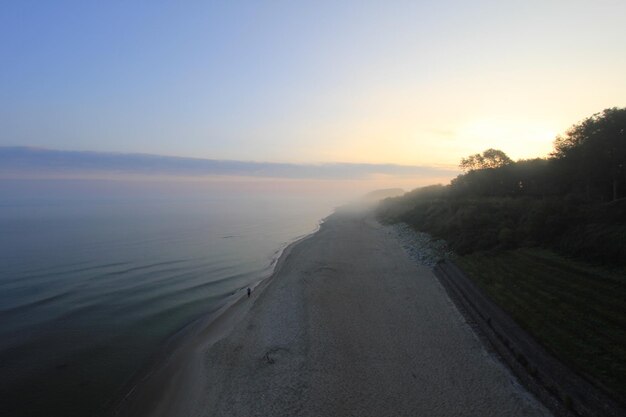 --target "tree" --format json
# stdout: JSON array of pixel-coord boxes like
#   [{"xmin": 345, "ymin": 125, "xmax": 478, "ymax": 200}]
[
  {"xmin": 551, "ymin": 107, "xmax": 626, "ymax": 201},
  {"xmin": 459, "ymin": 148, "xmax": 512, "ymax": 172}
]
